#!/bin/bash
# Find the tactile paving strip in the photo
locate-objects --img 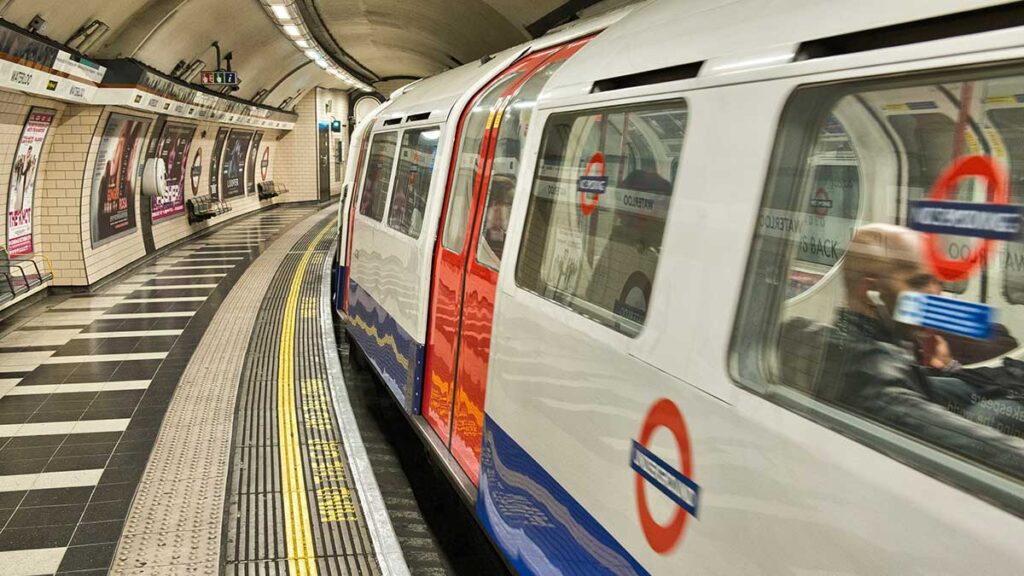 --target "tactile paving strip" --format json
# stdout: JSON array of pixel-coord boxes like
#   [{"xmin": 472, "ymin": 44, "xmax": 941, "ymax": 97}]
[
  {"xmin": 224, "ymin": 216, "xmax": 381, "ymax": 576},
  {"xmin": 110, "ymin": 207, "xmax": 330, "ymax": 575}
]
